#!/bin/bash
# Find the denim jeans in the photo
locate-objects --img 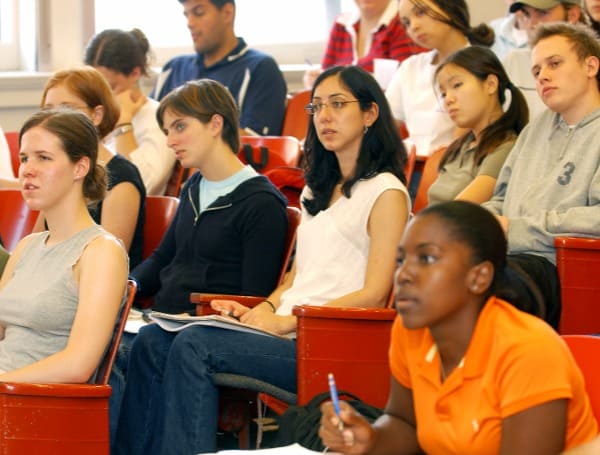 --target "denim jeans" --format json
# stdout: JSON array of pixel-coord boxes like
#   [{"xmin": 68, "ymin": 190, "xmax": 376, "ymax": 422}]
[
  {"xmin": 109, "ymin": 332, "xmax": 136, "ymax": 451},
  {"xmin": 113, "ymin": 323, "xmax": 297, "ymax": 454}
]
